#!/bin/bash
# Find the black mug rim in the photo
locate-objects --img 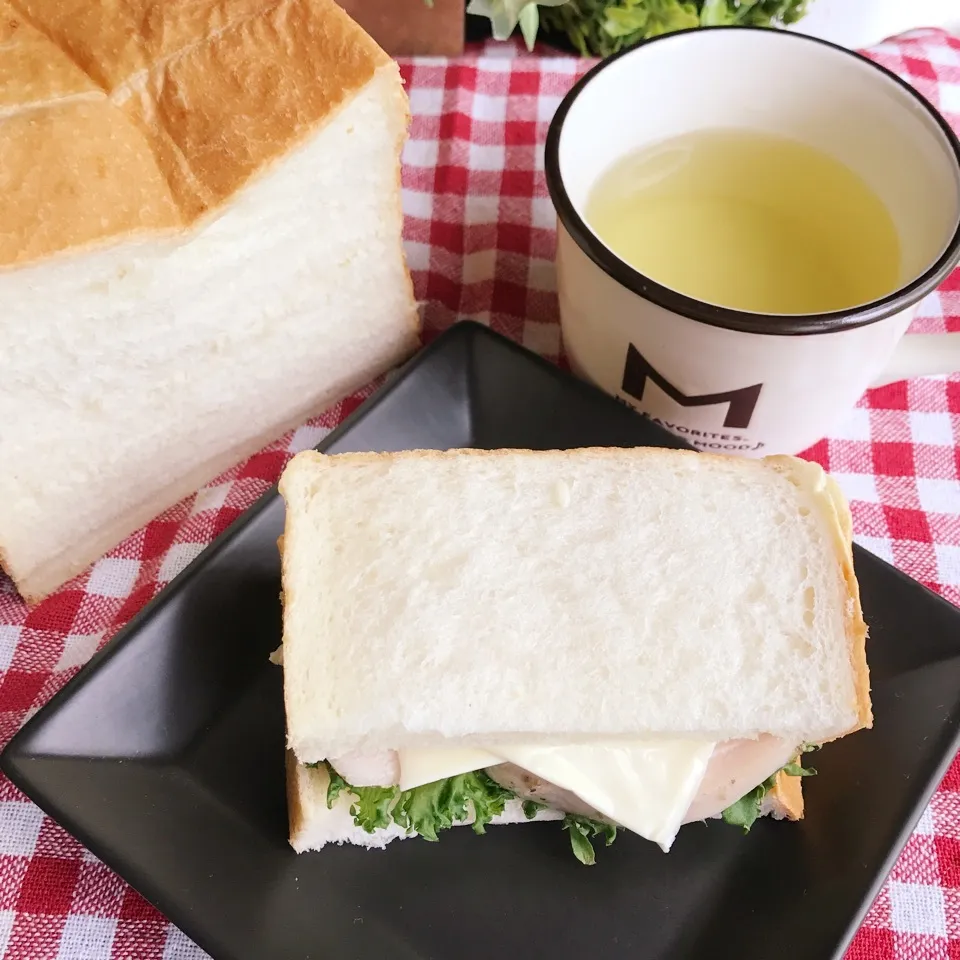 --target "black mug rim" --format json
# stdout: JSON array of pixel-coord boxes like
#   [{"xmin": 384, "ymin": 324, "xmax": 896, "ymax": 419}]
[{"xmin": 544, "ymin": 25, "xmax": 960, "ymax": 337}]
